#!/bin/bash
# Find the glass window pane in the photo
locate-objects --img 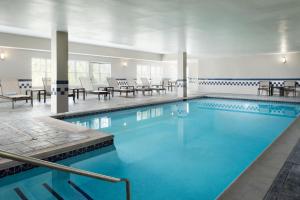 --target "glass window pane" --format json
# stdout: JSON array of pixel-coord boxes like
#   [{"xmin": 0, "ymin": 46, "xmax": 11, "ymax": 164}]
[{"xmin": 31, "ymin": 58, "xmax": 51, "ymax": 88}]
